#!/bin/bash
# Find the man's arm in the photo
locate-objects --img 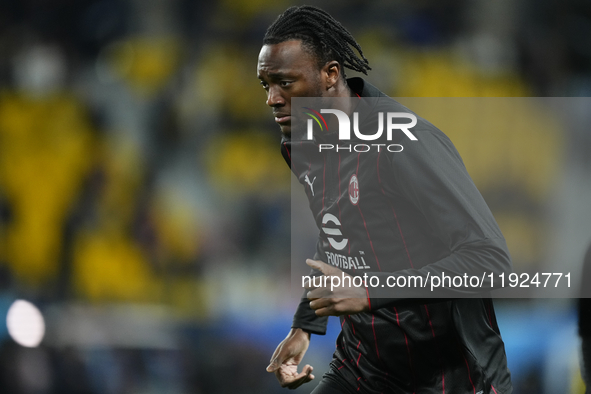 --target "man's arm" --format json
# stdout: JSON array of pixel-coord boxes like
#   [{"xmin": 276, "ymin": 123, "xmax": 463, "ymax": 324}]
[
  {"xmin": 269, "ymin": 139, "xmax": 330, "ymax": 386},
  {"xmin": 267, "ymin": 254, "xmax": 328, "ymax": 388},
  {"xmin": 267, "ymin": 280, "xmax": 327, "ymax": 388}
]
